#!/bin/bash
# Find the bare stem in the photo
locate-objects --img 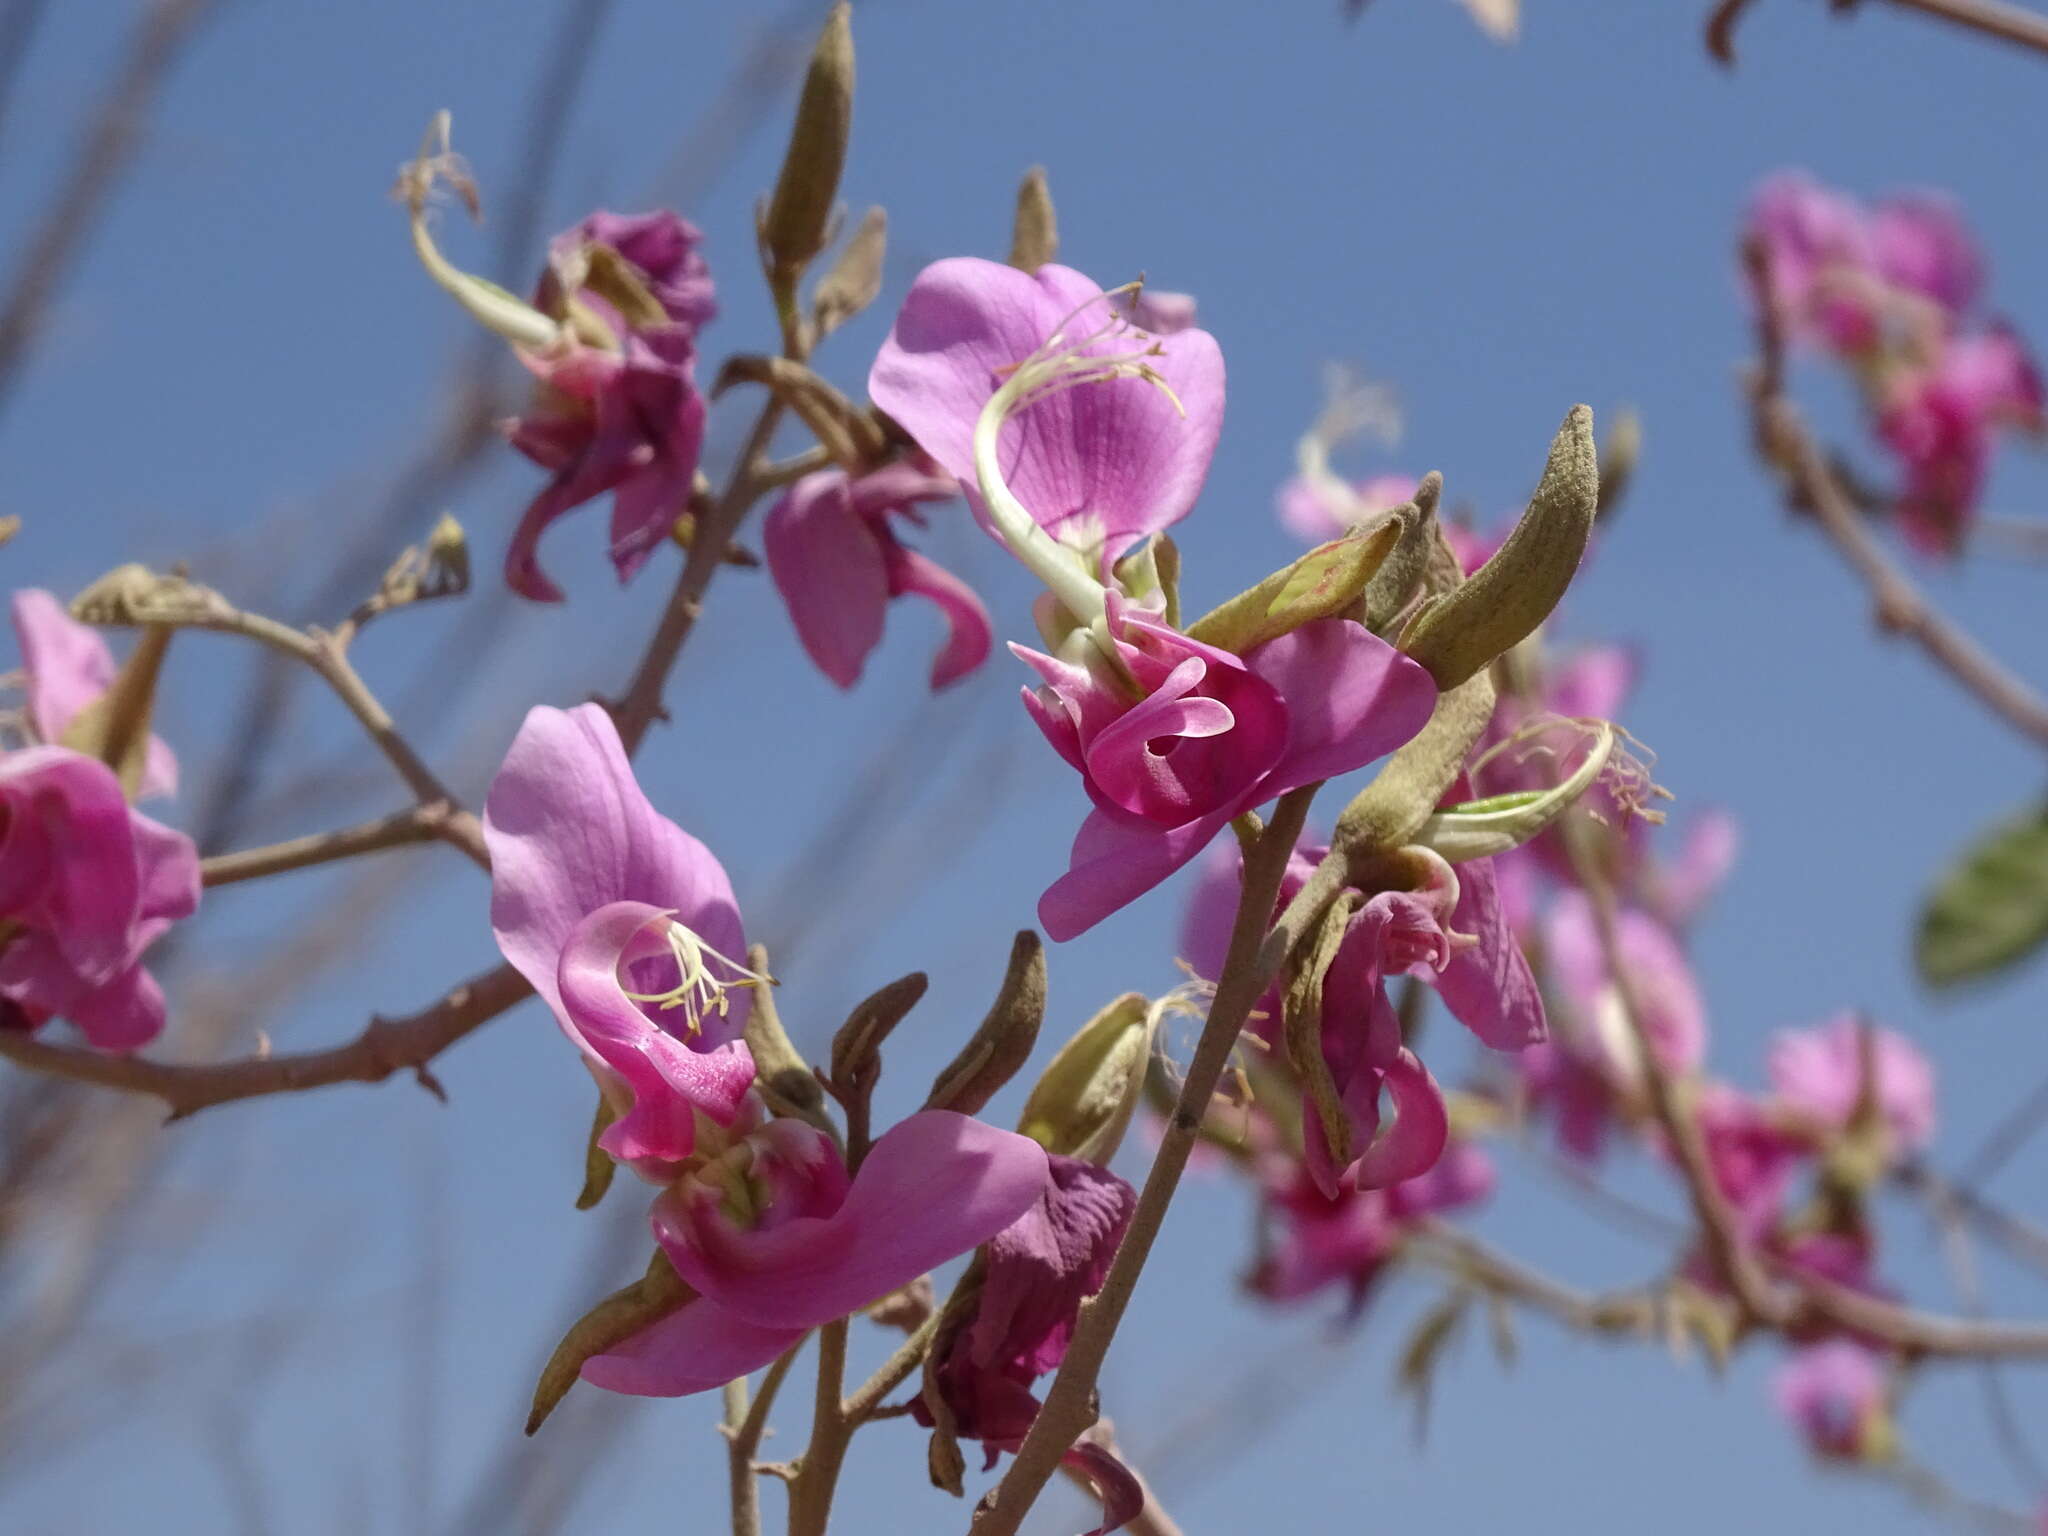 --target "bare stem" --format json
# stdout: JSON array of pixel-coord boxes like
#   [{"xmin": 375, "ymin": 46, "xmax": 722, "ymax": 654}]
[
  {"xmin": 971, "ymin": 784, "xmax": 1323, "ymax": 1535},
  {"xmin": 200, "ymin": 805, "xmax": 481, "ymax": 887},
  {"xmin": 785, "ymin": 1318, "xmax": 849, "ymax": 1536}
]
